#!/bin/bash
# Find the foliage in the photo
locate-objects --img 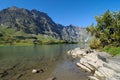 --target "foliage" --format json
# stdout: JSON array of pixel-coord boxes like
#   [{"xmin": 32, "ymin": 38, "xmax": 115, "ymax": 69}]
[
  {"xmin": 89, "ymin": 38, "xmax": 101, "ymax": 49},
  {"xmin": 86, "ymin": 10, "xmax": 120, "ymax": 47},
  {"xmin": 103, "ymin": 46, "xmax": 120, "ymax": 56},
  {"xmin": 0, "ymin": 26, "xmax": 16, "ymax": 45},
  {"xmin": 0, "ymin": 26, "xmax": 72, "ymax": 46}
]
